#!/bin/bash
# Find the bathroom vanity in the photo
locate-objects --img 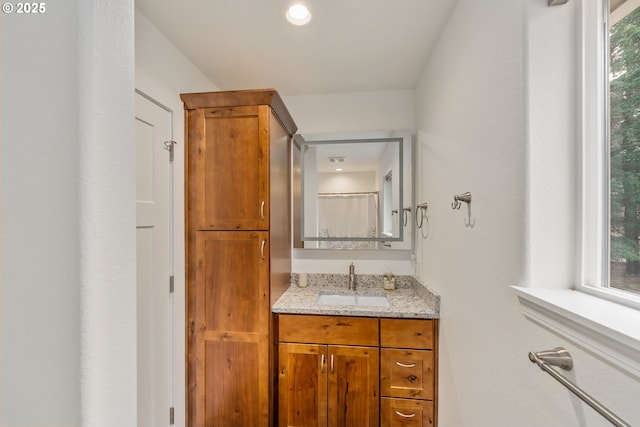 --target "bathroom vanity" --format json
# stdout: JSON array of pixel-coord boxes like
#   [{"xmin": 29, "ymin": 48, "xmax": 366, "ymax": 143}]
[
  {"xmin": 273, "ymin": 275, "xmax": 440, "ymax": 427},
  {"xmin": 180, "ymin": 88, "xmax": 437, "ymax": 427}
]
